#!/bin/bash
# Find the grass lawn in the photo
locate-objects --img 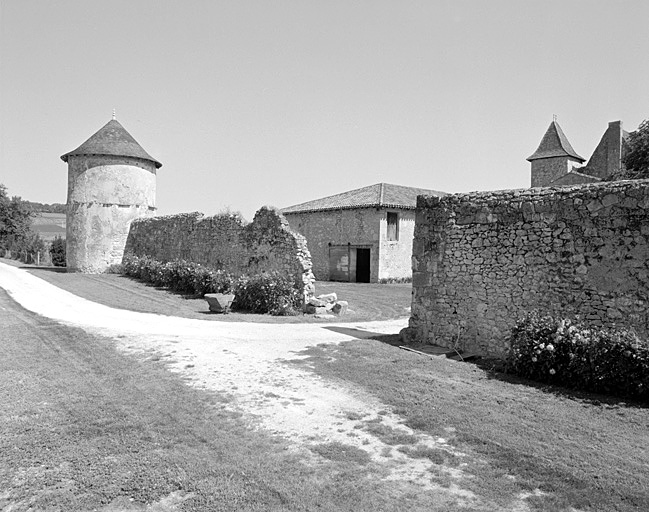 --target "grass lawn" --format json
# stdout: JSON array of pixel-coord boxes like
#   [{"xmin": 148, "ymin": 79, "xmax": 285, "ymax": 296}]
[
  {"xmin": 3, "ymin": 258, "xmax": 648, "ymax": 511},
  {"xmin": 290, "ymin": 338, "xmax": 649, "ymax": 511},
  {"xmin": 0, "ymin": 289, "xmax": 458, "ymax": 512},
  {"xmin": 18, "ymin": 262, "xmax": 411, "ymax": 323}
]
